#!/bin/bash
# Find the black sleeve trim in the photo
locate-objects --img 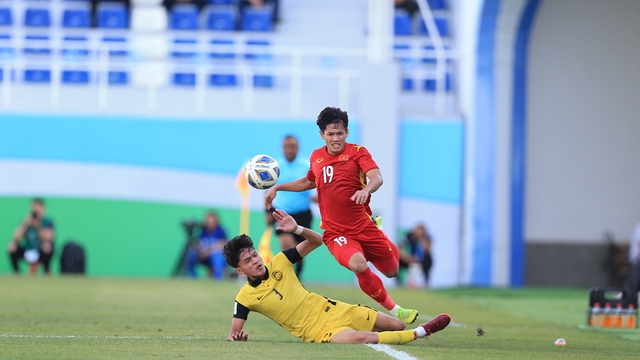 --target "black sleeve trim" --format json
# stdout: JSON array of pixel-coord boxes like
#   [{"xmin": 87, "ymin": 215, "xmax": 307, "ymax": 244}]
[
  {"xmin": 283, "ymin": 247, "xmax": 302, "ymax": 264},
  {"xmin": 233, "ymin": 301, "xmax": 250, "ymax": 320}
]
